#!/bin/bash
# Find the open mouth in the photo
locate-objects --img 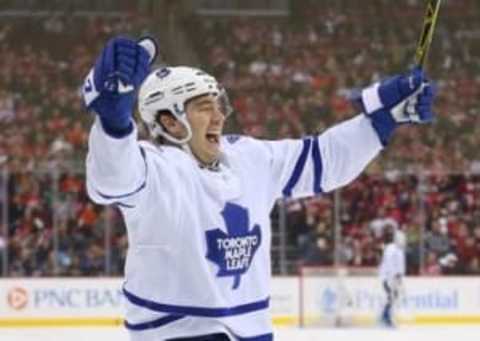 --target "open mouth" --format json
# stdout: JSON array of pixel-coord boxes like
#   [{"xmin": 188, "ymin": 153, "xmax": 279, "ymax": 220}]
[{"xmin": 206, "ymin": 133, "xmax": 220, "ymax": 144}]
